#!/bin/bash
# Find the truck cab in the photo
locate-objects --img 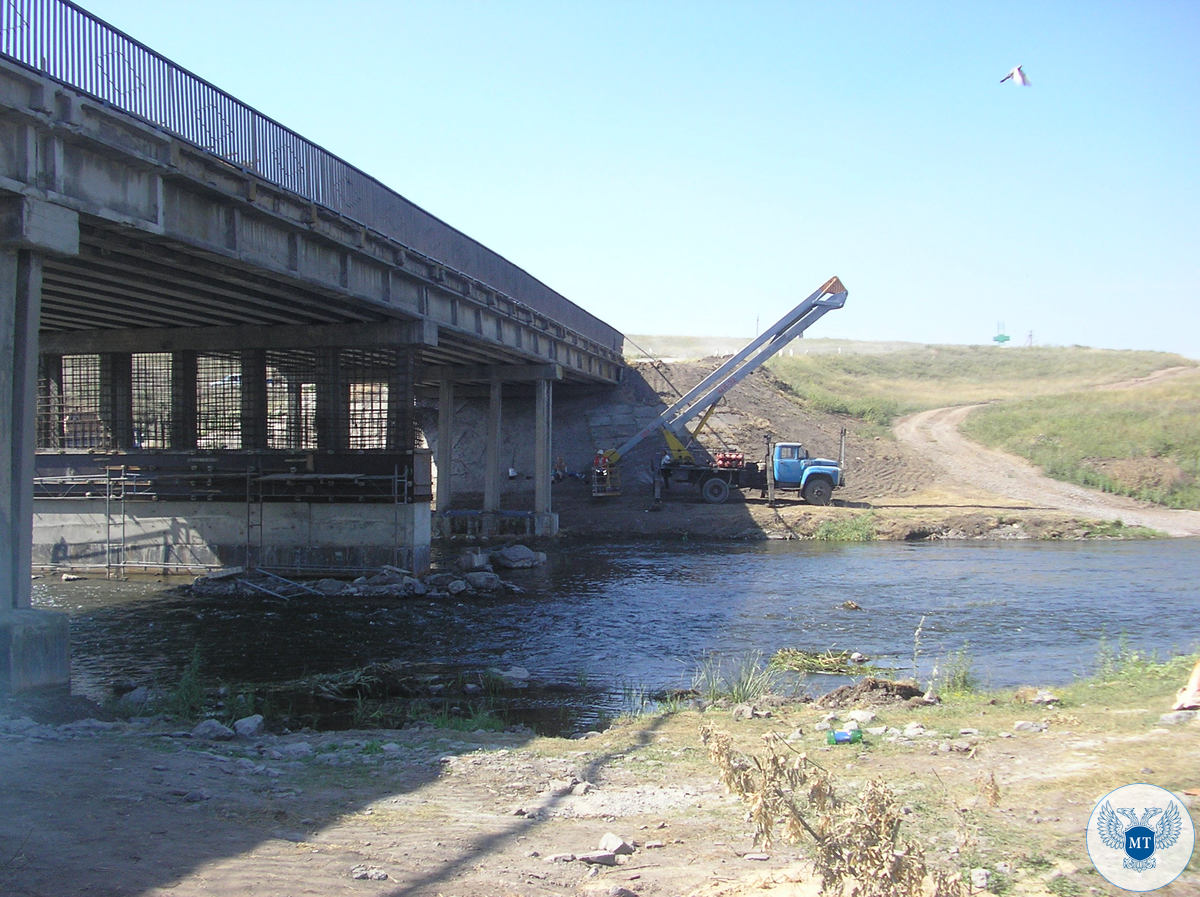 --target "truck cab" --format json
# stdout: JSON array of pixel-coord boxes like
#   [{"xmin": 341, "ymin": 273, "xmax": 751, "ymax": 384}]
[{"xmin": 772, "ymin": 442, "xmax": 843, "ymax": 506}]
